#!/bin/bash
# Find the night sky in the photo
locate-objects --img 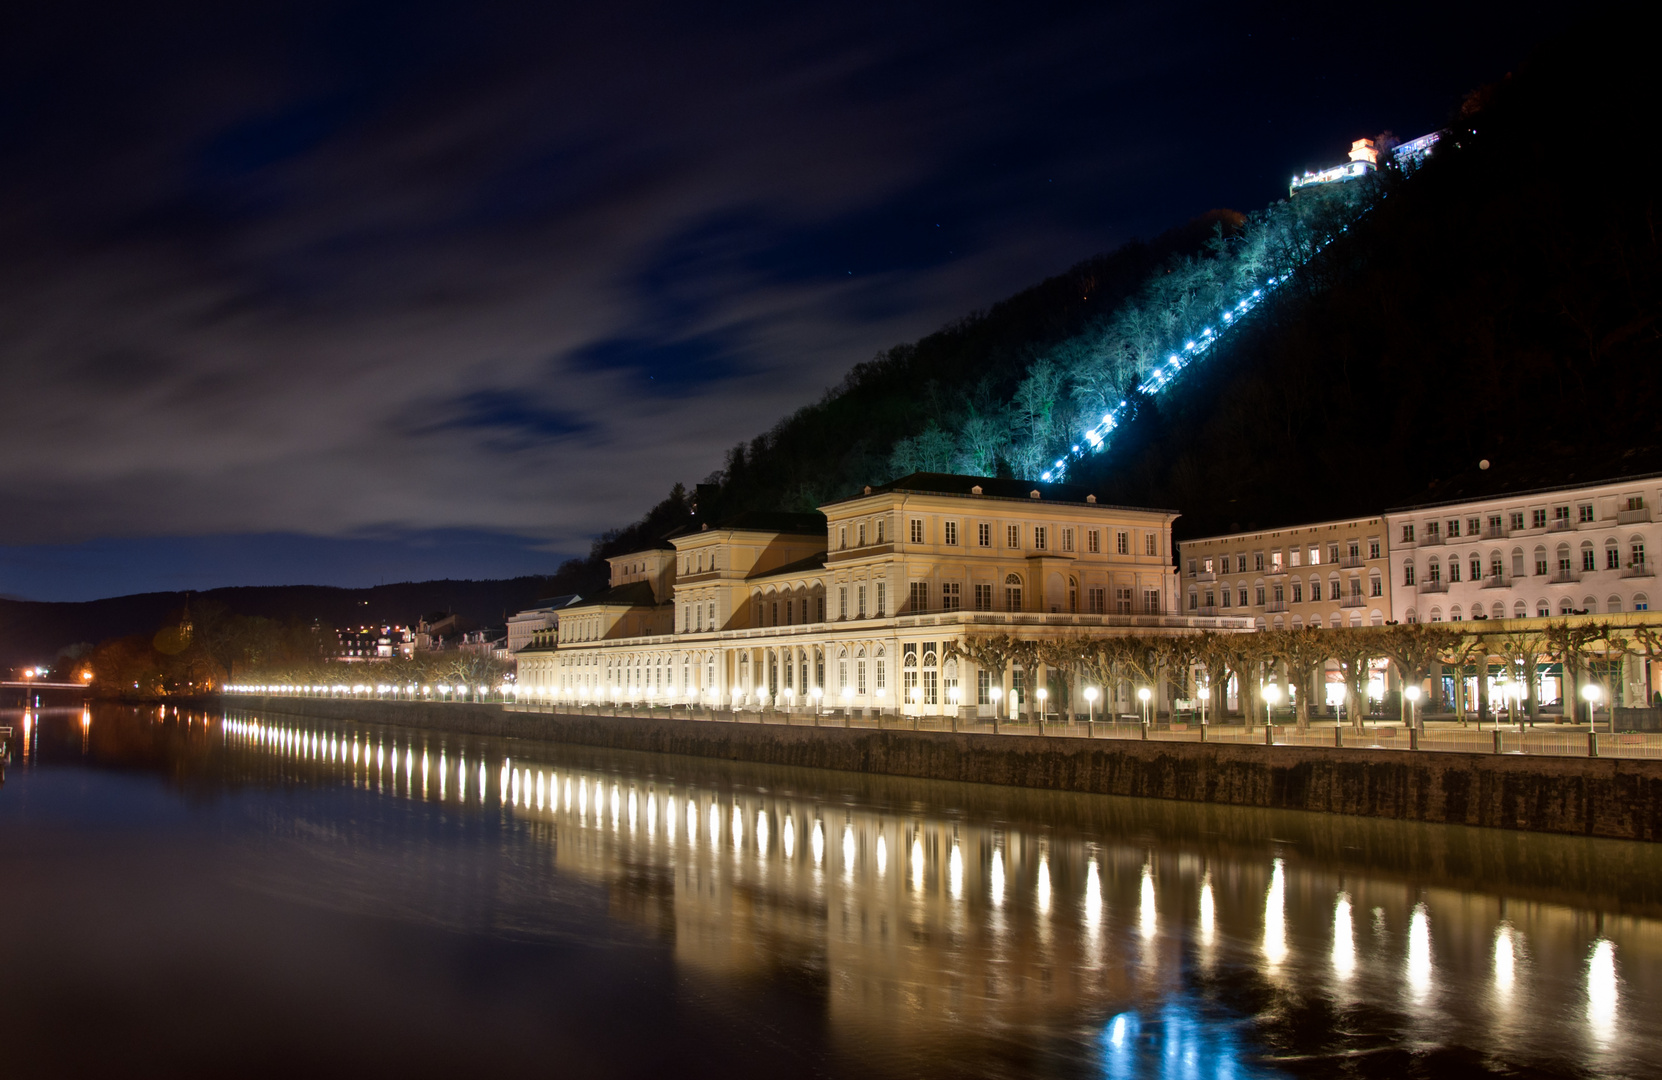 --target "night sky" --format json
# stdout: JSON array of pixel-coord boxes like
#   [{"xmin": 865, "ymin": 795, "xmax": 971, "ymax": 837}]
[{"xmin": 0, "ymin": 1, "xmax": 1565, "ymax": 601}]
